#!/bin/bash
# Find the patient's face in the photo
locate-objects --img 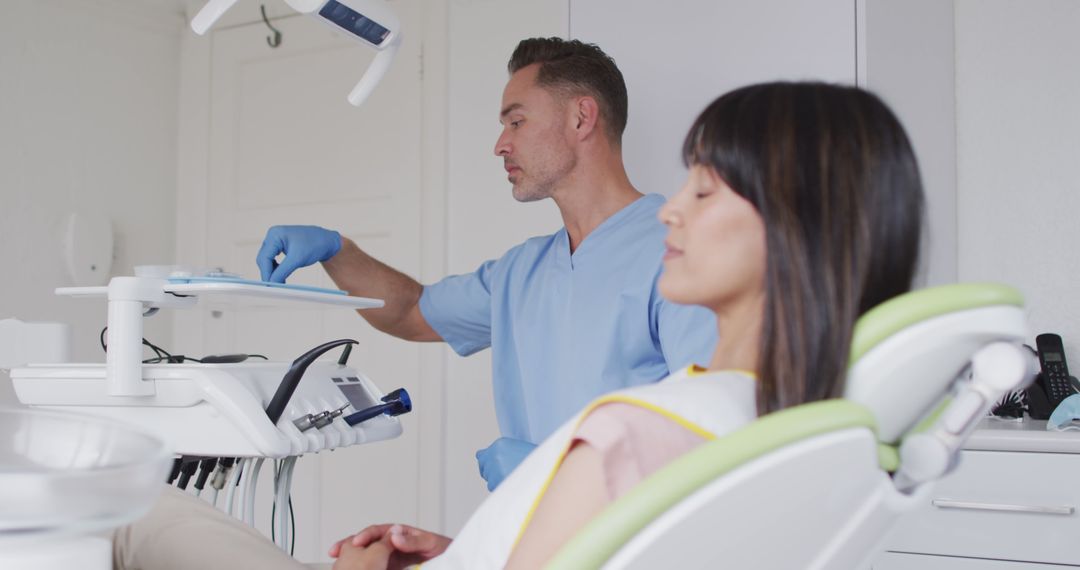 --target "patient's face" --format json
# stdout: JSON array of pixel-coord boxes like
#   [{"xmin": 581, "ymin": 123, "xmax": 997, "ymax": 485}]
[{"xmin": 658, "ymin": 165, "xmax": 766, "ymax": 313}]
